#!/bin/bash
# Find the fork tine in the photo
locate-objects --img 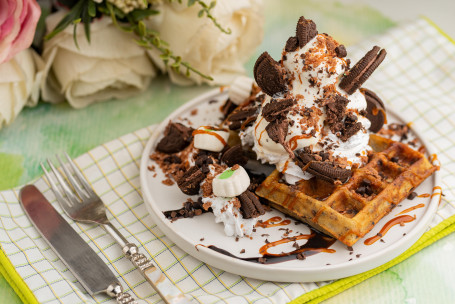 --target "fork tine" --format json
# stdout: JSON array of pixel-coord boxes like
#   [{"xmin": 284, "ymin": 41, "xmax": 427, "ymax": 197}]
[
  {"xmin": 56, "ymin": 155, "xmax": 90, "ymax": 200},
  {"xmin": 64, "ymin": 152, "xmax": 97, "ymax": 197},
  {"xmin": 47, "ymin": 159, "xmax": 80, "ymax": 206},
  {"xmin": 41, "ymin": 162, "xmax": 74, "ymax": 212}
]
